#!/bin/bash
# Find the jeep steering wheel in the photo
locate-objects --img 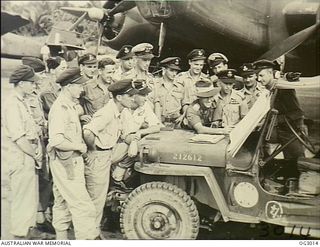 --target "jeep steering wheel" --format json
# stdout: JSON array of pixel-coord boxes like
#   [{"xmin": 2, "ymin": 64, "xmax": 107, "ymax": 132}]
[{"xmin": 284, "ymin": 117, "xmax": 317, "ymax": 154}]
